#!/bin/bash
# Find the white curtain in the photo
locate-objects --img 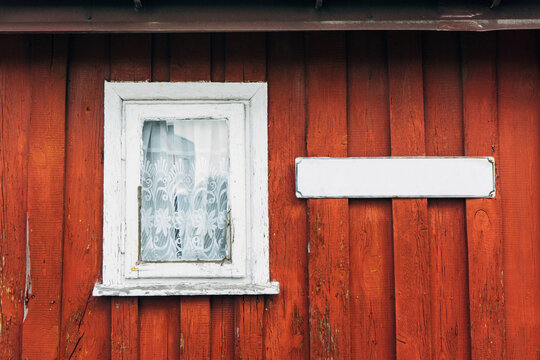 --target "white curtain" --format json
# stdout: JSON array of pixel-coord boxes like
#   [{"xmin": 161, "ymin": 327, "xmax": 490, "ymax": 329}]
[{"xmin": 139, "ymin": 119, "xmax": 229, "ymax": 261}]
